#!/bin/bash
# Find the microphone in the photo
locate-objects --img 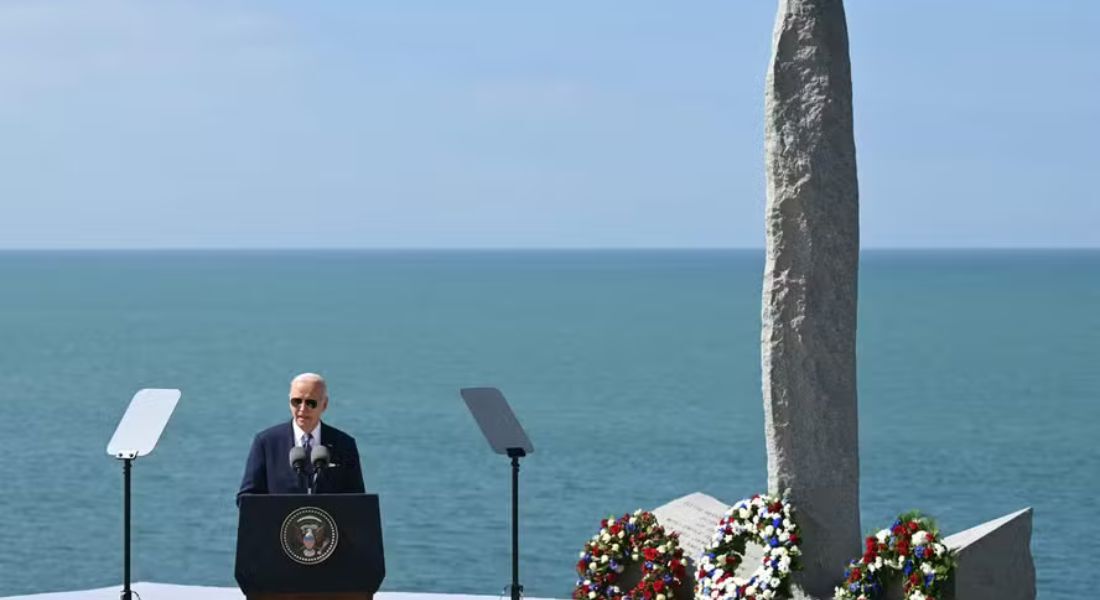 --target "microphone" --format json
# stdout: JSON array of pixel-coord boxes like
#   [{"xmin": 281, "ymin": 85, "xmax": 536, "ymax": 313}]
[
  {"xmin": 310, "ymin": 445, "xmax": 331, "ymax": 470},
  {"xmin": 289, "ymin": 446, "xmax": 307, "ymax": 474}
]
